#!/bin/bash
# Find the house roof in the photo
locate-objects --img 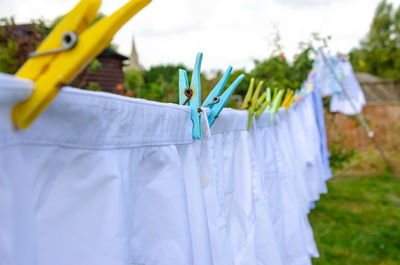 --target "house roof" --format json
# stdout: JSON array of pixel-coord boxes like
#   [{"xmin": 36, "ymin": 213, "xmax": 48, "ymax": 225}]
[
  {"xmin": 355, "ymin": 72, "xmax": 400, "ymax": 104},
  {"xmin": 98, "ymin": 48, "xmax": 128, "ymax": 61},
  {"xmin": 355, "ymin": 72, "xmax": 385, "ymax": 83}
]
